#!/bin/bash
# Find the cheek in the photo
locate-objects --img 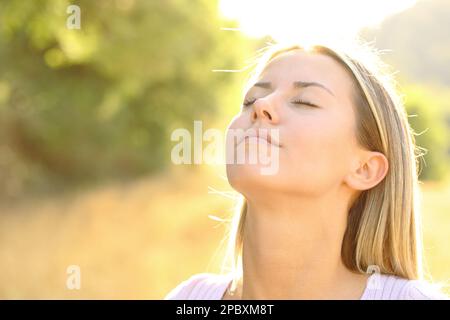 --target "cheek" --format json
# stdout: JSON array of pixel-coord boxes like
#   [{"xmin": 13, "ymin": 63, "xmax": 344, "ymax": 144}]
[
  {"xmin": 227, "ymin": 112, "xmax": 249, "ymax": 131},
  {"xmin": 286, "ymin": 113, "xmax": 355, "ymax": 184}
]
